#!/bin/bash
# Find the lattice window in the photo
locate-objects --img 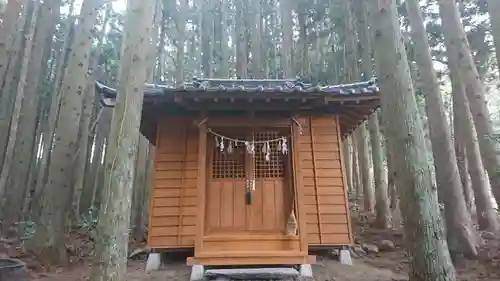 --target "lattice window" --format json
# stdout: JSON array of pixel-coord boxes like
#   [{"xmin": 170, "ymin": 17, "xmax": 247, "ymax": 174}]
[
  {"xmin": 212, "ymin": 133, "xmax": 246, "ymax": 179},
  {"xmin": 254, "ymin": 131, "xmax": 286, "ymax": 178}
]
